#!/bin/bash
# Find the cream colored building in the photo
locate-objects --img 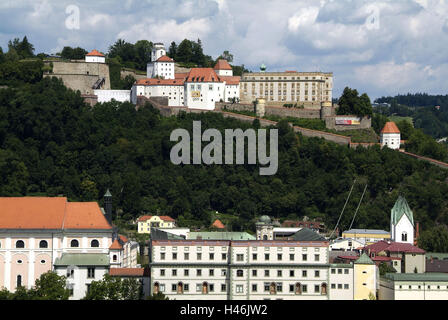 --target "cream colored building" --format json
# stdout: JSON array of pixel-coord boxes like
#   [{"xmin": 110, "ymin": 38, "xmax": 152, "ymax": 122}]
[
  {"xmin": 379, "ymin": 273, "xmax": 448, "ymax": 300},
  {"xmin": 342, "ymin": 229, "xmax": 391, "ymax": 245},
  {"xmin": 240, "ymin": 70, "xmax": 333, "ymax": 107},
  {"xmin": 353, "ymin": 253, "xmax": 378, "ymax": 300},
  {"xmin": 137, "ymin": 215, "xmax": 176, "ymax": 234}
]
